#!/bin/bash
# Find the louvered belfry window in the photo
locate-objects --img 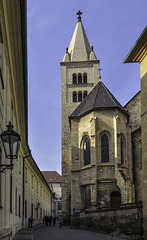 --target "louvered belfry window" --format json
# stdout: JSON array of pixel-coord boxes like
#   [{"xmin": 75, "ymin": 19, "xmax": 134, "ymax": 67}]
[{"xmin": 101, "ymin": 134, "xmax": 109, "ymax": 162}]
